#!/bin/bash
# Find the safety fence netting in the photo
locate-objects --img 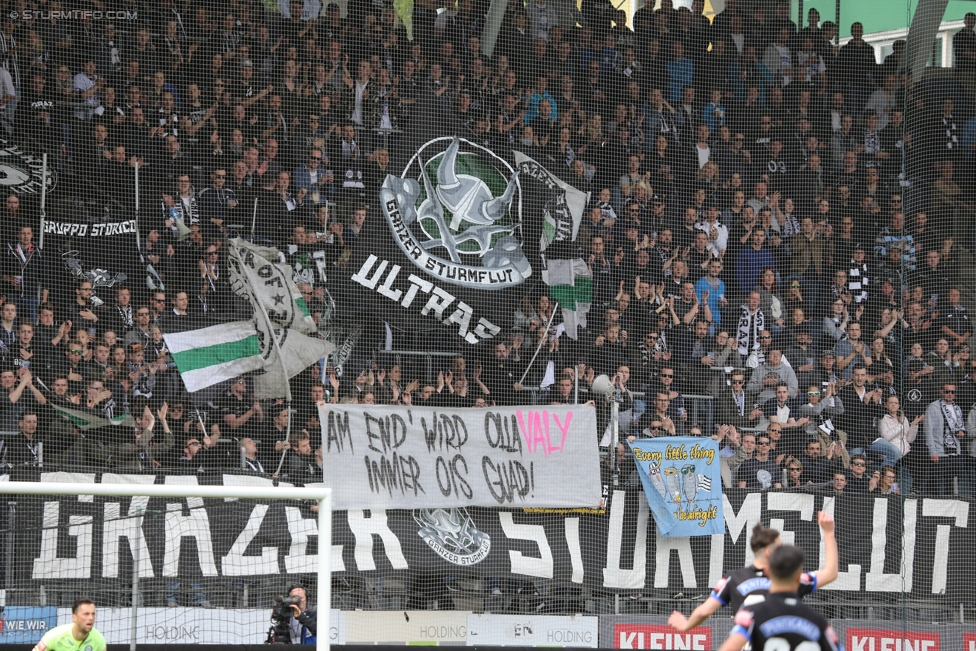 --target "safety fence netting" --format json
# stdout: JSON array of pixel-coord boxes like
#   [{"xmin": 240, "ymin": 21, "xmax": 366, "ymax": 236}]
[{"xmin": 0, "ymin": 0, "xmax": 972, "ymax": 646}]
